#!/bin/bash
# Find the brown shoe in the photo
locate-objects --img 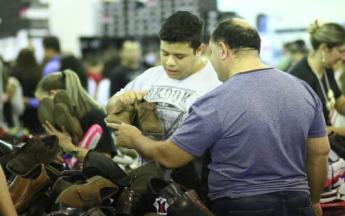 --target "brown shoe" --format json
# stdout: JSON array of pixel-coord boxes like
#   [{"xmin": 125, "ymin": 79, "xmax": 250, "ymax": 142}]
[
  {"xmin": 136, "ymin": 101, "xmax": 164, "ymax": 136},
  {"xmin": 54, "ymin": 103, "xmax": 83, "ymax": 145},
  {"xmin": 55, "ymin": 175, "xmax": 118, "ymax": 209},
  {"xmin": 54, "ymin": 90, "xmax": 73, "ymax": 115},
  {"xmin": 185, "ymin": 190, "xmax": 213, "ymax": 216},
  {"xmin": 106, "ymin": 100, "xmax": 135, "ymax": 125},
  {"xmin": 38, "ymin": 97, "xmax": 55, "ymax": 126},
  {"xmin": 6, "ymin": 136, "xmax": 59, "ymax": 176},
  {"xmin": 116, "ymin": 187, "xmax": 145, "ymax": 216},
  {"xmin": 10, "ymin": 164, "xmax": 50, "ymax": 213}
]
